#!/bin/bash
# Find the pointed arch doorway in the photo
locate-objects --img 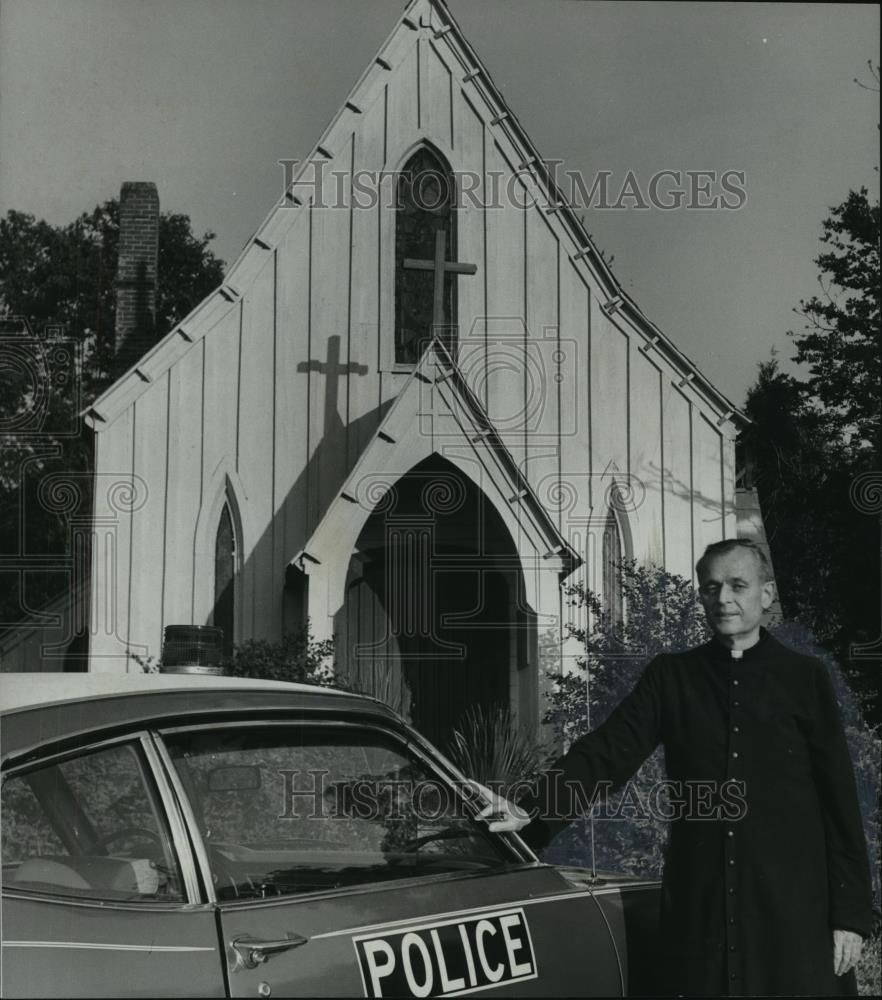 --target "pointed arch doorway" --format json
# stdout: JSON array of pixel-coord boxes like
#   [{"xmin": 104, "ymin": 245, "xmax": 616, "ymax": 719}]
[{"xmin": 336, "ymin": 455, "xmax": 535, "ymax": 751}]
